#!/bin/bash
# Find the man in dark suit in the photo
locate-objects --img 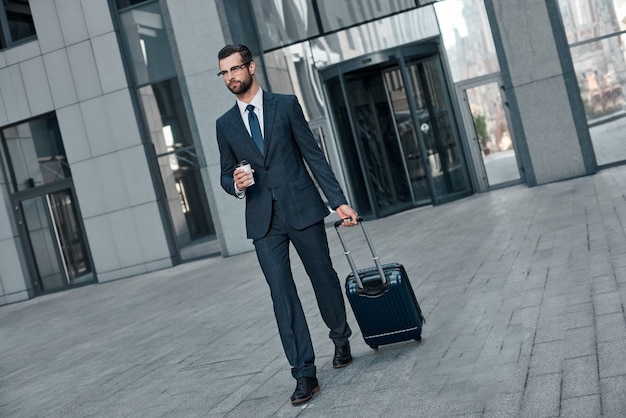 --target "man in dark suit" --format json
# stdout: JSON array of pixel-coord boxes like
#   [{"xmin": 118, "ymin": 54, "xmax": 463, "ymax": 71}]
[{"xmin": 216, "ymin": 44, "xmax": 358, "ymax": 405}]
